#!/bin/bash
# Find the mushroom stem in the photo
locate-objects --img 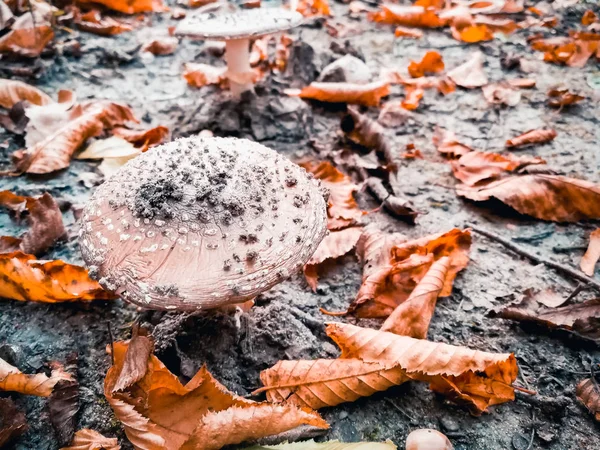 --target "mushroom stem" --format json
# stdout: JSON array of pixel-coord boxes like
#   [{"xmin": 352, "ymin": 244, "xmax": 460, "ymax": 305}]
[{"xmin": 225, "ymin": 38, "xmax": 253, "ymax": 98}]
